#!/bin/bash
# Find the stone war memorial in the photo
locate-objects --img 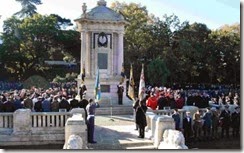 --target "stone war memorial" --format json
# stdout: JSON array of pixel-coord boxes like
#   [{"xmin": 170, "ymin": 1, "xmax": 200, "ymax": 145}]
[
  {"xmin": 75, "ymin": 0, "xmax": 131, "ymax": 106},
  {"xmin": 0, "ymin": 0, "xmax": 240, "ymax": 150}
]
